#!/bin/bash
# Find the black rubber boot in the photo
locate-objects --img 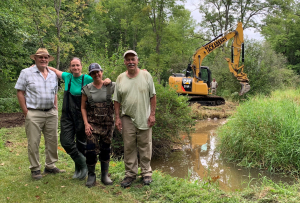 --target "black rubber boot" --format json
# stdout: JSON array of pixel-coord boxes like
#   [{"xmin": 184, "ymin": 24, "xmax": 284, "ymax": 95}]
[
  {"xmin": 86, "ymin": 165, "xmax": 96, "ymax": 188},
  {"xmin": 72, "ymin": 153, "xmax": 87, "ymax": 180},
  {"xmin": 101, "ymin": 162, "xmax": 113, "ymax": 185},
  {"xmin": 72, "ymin": 163, "xmax": 80, "ymax": 179}
]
